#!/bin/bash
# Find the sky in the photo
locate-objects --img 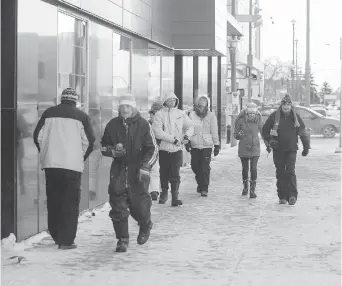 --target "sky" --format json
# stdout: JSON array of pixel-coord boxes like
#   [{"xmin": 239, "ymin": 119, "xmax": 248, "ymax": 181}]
[{"xmin": 261, "ymin": 0, "xmax": 342, "ymax": 90}]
